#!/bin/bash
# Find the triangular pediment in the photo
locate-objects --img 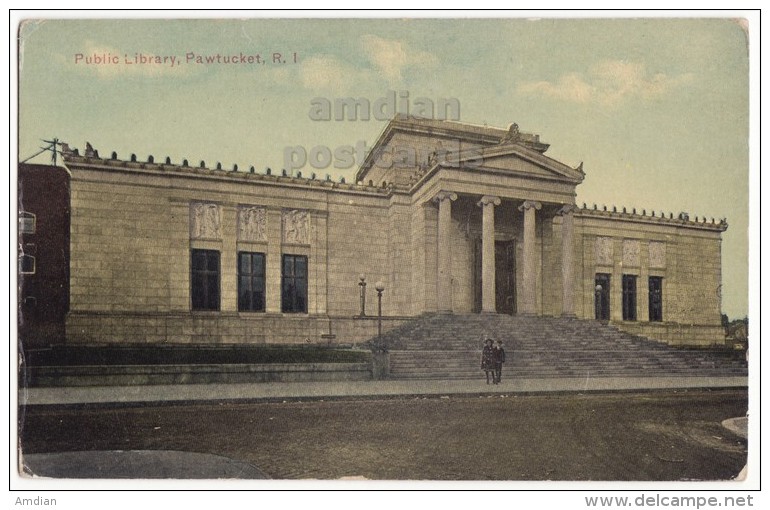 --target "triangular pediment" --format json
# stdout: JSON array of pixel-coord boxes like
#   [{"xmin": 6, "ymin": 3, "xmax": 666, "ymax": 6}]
[{"xmin": 458, "ymin": 144, "xmax": 584, "ymax": 184}]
